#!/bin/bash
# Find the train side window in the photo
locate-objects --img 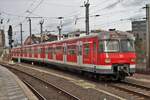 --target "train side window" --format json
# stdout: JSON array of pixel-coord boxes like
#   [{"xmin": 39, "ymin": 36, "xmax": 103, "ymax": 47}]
[
  {"xmin": 48, "ymin": 47, "xmax": 53, "ymax": 54},
  {"xmin": 41, "ymin": 48, "xmax": 43, "ymax": 53},
  {"xmin": 28, "ymin": 48, "xmax": 30, "ymax": 54},
  {"xmin": 38, "ymin": 48, "xmax": 40, "ymax": 54},
  {"xmin": 45, "ymin": 48, "xmax": 47, "ymax": 54},
  {"xmin": 84, "ymin": 43, "xmax": 90, "ymax": 55},
  {"xmin": 67, "ymin": 45, "xmax": 76, "ymax": 55},
  {"xmin": 30, "ymin": 48, "xmax": 32, "ymax": 54},
  {"xmin": 56, "ymin": 46, "xmax": 62, "ymax": 54},
  {"xmin": 94, "ymin": 42, "xmax": 96, "ymax": 52},
  {"xmin": 35, "ymin": 47, "xmax": 37, "ymax": 54},
  {"xmin": 32, "ymin": 48, "xmax": 34, "ymax": 54},
  {"xmin": 47, "ymin": 47, "xmax": 50, "ymax": 54}
]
